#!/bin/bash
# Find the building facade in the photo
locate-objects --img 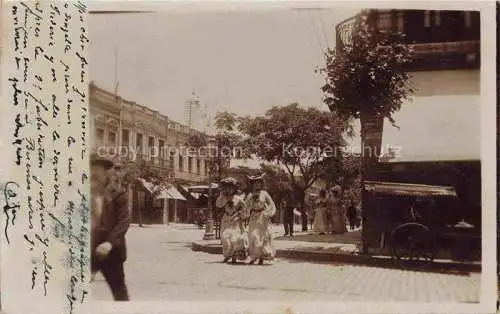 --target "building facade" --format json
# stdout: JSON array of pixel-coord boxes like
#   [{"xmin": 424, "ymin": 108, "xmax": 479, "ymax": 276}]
[
  {"xmin": 89, "ymin": 83, "xmax": 210, "ymax": 224},
  {"xmin": 89, "ymin": 82, "xmax": 210, "ymax": 183},
  {"xmin": 335, "ymin": 9, "xmax": 481, "ymax": 252}
]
